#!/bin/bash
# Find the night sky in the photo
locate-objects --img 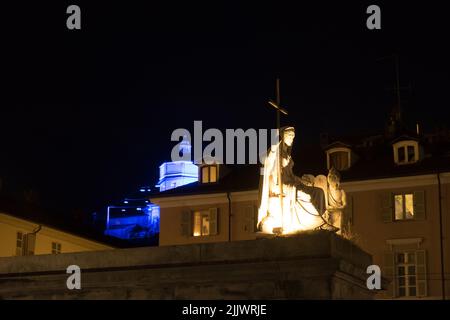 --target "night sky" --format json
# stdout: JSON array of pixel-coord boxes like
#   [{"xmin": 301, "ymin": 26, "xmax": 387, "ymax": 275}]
[{"xmin": 1, "ymin": 1, "xmax": 449, "ymax": 220}]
